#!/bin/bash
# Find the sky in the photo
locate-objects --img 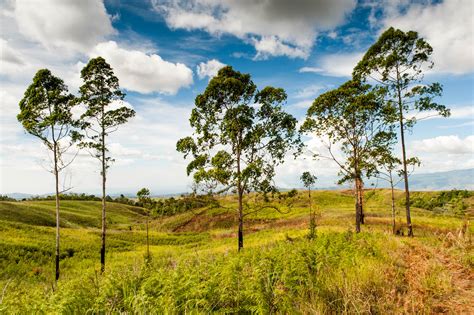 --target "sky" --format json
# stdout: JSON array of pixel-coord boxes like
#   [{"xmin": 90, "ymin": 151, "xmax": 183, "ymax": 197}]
[{"xmin": 0, "ymin": 0, "xmax": 473, "ymax": 195}]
